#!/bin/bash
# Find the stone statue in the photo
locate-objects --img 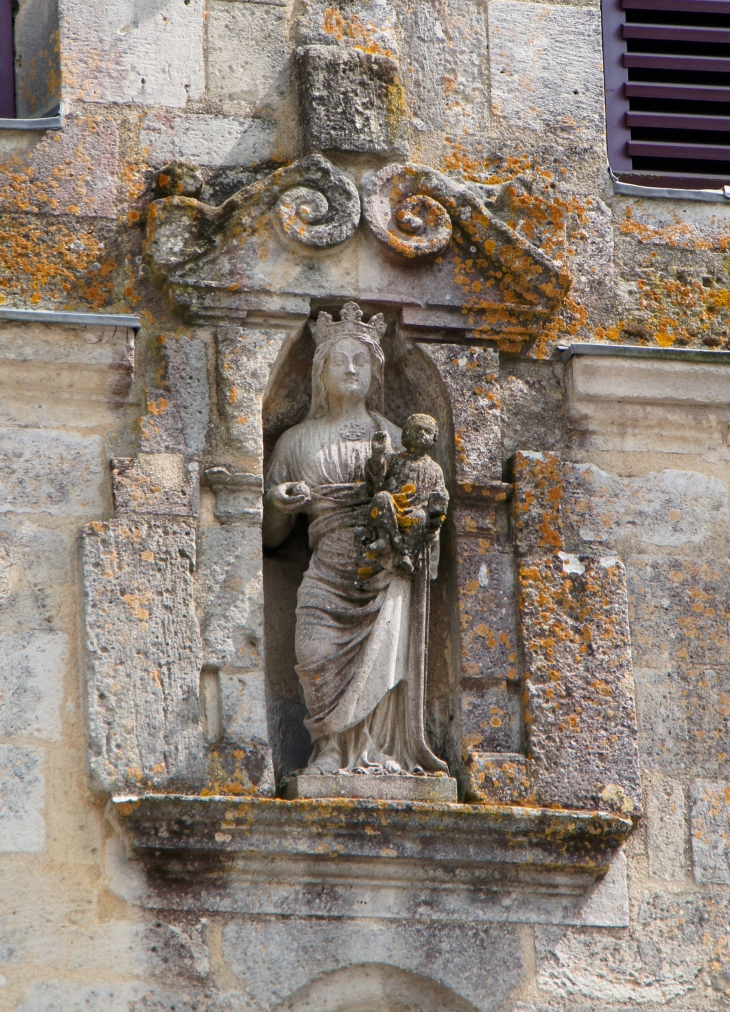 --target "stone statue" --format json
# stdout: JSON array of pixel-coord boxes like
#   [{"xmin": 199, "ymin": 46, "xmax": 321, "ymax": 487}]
[{"xmin": 263, "ymin": 302, "xmax": 449, "ymax": 778}]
